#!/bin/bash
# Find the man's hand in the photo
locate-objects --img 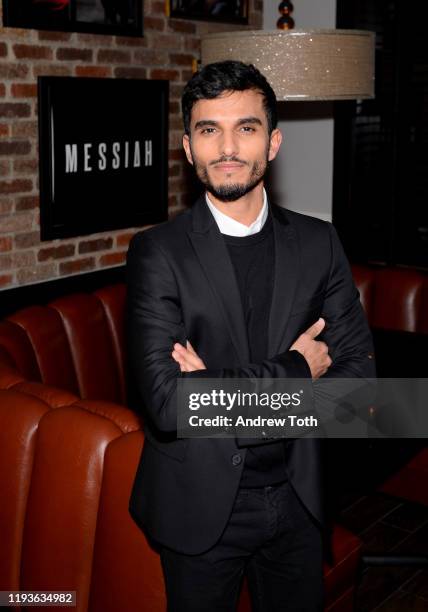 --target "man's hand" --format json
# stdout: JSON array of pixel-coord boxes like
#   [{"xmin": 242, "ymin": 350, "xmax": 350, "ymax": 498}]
[
  {"xmin": 172, "ymin": 341, "xmax": 207, "ymax": 373},
  {"xmin": 290, "ymin": 318, "xmax": 332, "ymax": 379}
]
